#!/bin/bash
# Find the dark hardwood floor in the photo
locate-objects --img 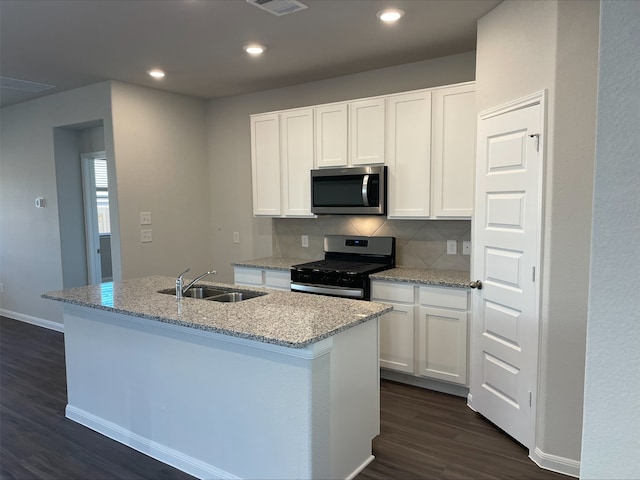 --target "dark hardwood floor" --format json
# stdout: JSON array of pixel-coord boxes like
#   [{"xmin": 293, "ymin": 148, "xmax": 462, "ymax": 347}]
[{"xmin": 1, "ymin": 316, "xmax": 568, "ymax": 480}]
